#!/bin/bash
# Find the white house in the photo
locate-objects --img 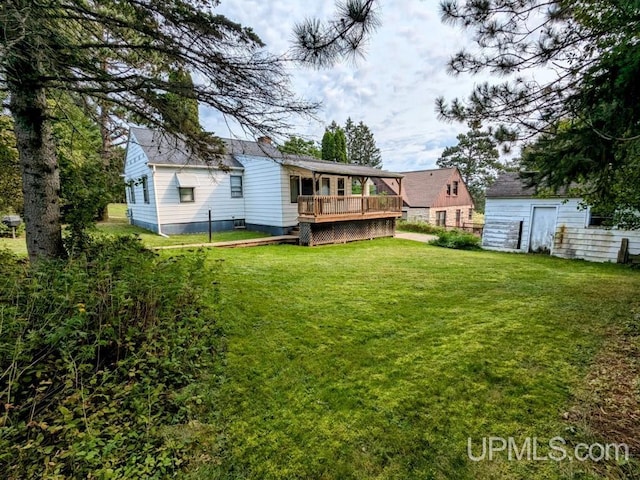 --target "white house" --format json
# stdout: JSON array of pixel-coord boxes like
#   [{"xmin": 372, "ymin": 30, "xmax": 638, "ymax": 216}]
[
  {"xmin": 124, "ymin": 127, "xmax": 404, "ymax": 244},
  {"xmin": 482, "ymin": 172, "xmax": 640, "ymax": 262}
]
